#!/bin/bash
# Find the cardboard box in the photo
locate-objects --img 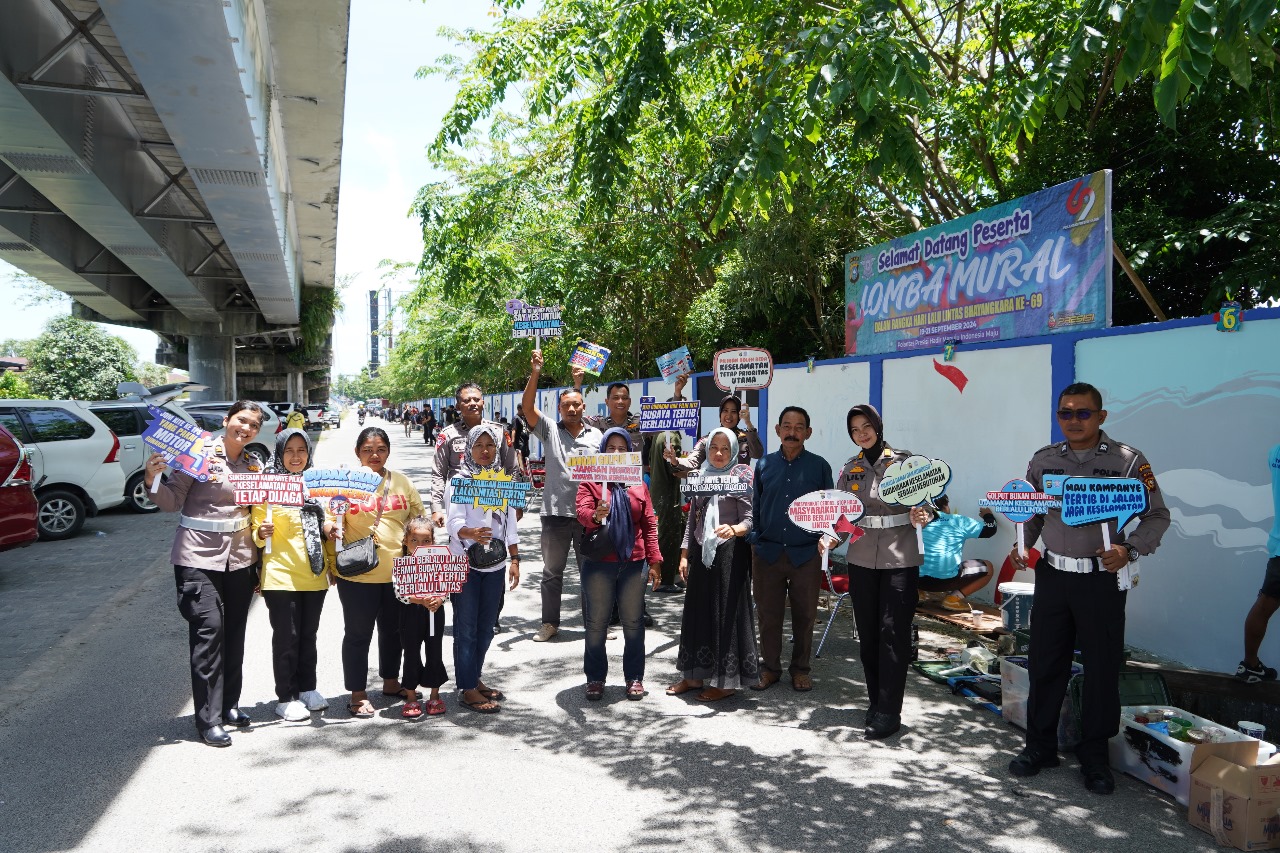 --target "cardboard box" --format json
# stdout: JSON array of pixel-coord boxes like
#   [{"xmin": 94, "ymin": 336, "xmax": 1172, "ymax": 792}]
[
  {"xmin": 1188, "ymin": 753, "xmax": 1280, "ymax": 850},
  {"xmin": 1000, "ymin": 656, "xmax": 1081, "ymax": 749},
  {"xmin": 1110, "ymin": 706, "xmax": 1259, "ymax": 806}
]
